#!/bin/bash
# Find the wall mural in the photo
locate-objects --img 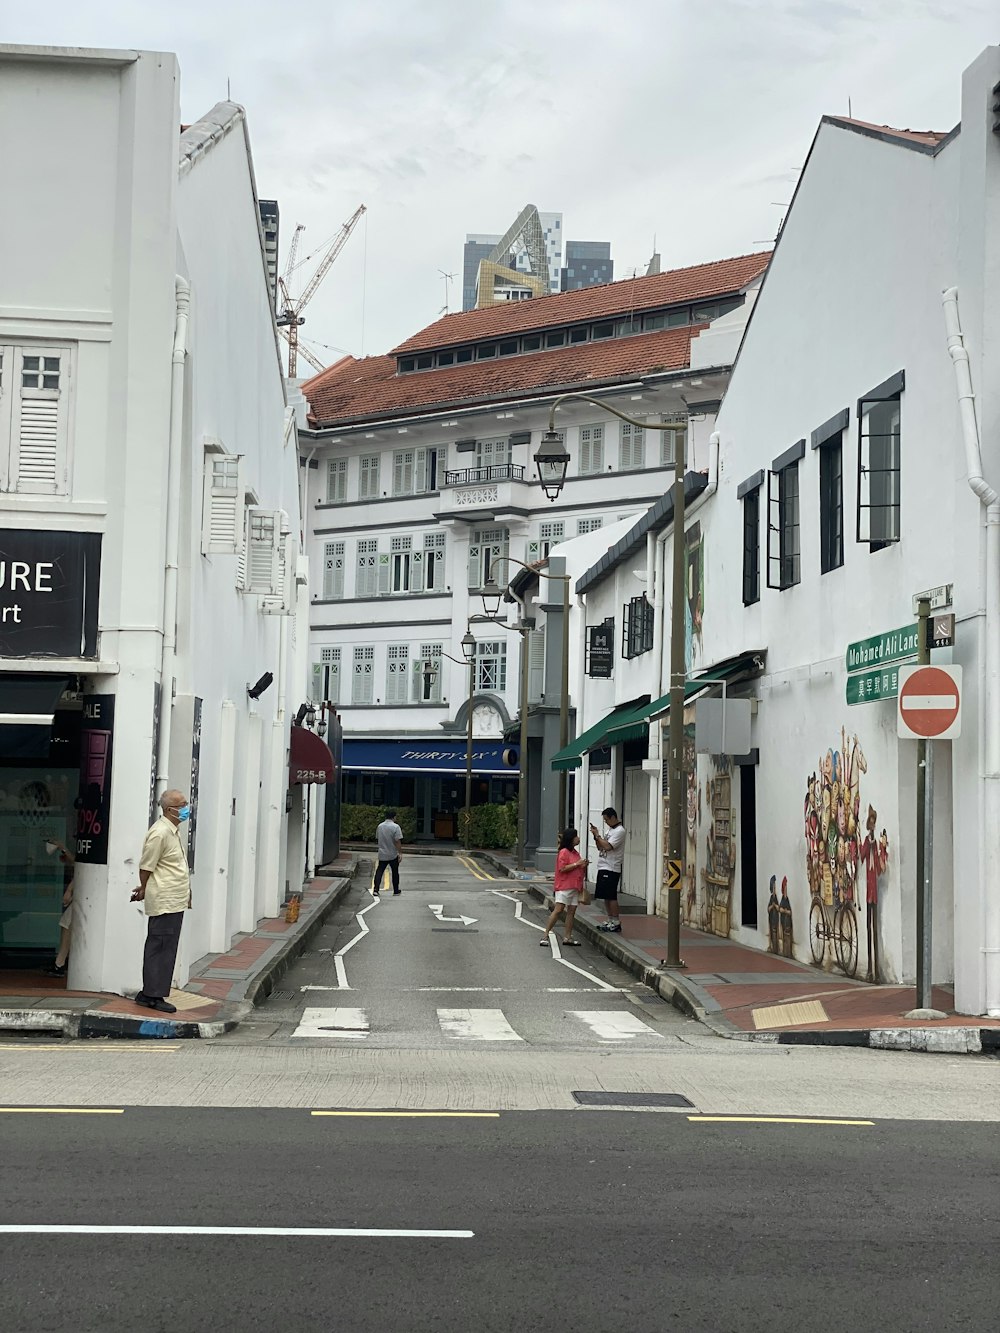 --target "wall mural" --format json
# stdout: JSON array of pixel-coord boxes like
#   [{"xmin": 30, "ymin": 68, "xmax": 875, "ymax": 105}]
[
  {"xmin": 684, "ymin": 521, "xmax": 704, "ymax": 671},
  {"xmin": 703, "ymin": 755, "xmax": 736, "ymax": 937},
  {"xmin": 681, "ymin": 720, "xmax": 701, "ymax": 927},
  {"xmin": 803, "ymin": 729, "xmax": 889, "ymax": 980}
]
